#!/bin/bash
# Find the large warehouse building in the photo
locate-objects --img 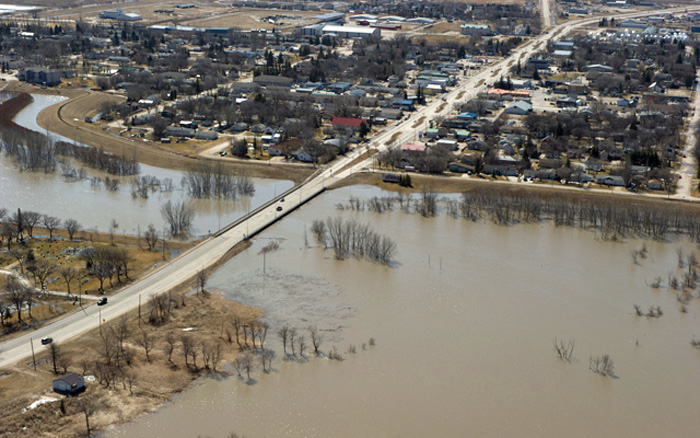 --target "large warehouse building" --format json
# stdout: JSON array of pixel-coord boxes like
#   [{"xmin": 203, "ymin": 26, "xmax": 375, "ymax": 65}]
[
  {"xmin": 99, "ymin": 9, "xmax": 142, "ymax": 21},
  {"xmin": 320, "ymin": 24, "xmax": 380, "ymax": 39}
]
